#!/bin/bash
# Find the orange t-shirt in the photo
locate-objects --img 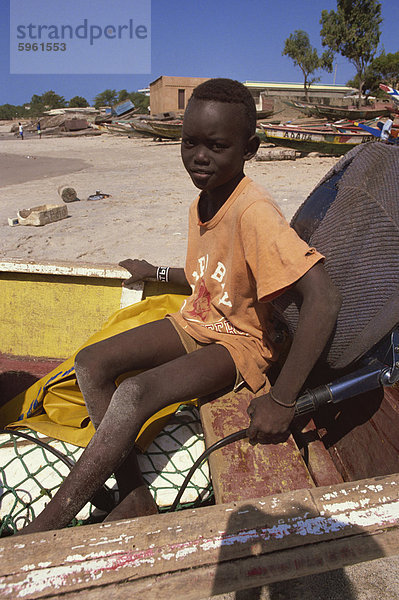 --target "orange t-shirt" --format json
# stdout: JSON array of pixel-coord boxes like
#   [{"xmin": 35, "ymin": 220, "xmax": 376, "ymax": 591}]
[{"xmin": 171, "ymin": 177, "xmax": 323, "ymax": 392}]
